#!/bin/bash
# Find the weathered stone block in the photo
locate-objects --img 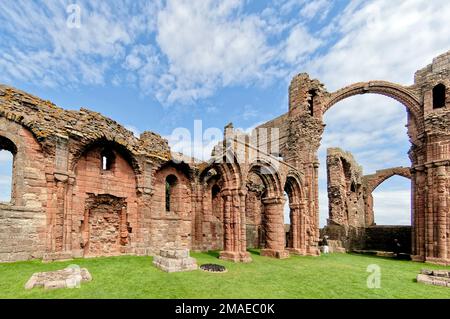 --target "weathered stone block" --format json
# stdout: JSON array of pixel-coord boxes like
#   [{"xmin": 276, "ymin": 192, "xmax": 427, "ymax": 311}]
[{"xmin": 24, "ymin": 265, "xmax": 92, "ymax": 290}]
